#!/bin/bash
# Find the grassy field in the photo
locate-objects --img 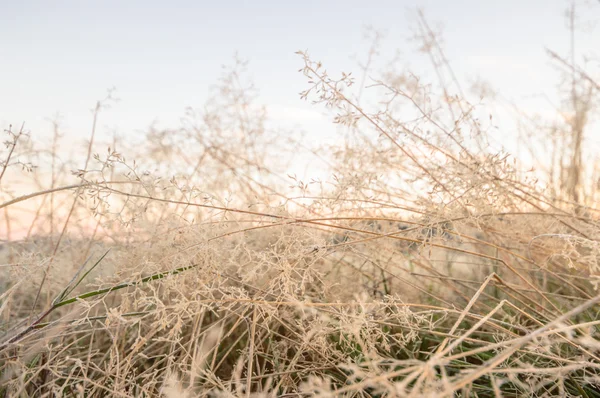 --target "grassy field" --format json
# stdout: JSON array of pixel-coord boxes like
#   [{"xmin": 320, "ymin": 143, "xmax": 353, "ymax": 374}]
[{"xmin": 2, "ymin": 12, "xmax": 600, "ymax": 398}]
